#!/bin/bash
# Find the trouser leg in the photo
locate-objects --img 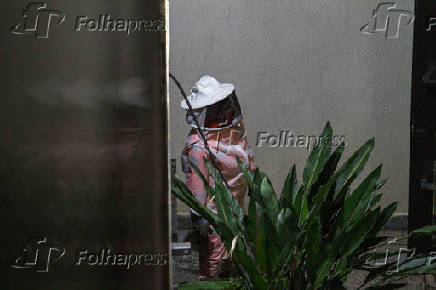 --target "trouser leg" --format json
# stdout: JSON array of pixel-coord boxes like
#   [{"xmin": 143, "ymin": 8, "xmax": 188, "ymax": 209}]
[{"xmin": 191, "ymin": 214, "xmax": 227, "ymax": 279}]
